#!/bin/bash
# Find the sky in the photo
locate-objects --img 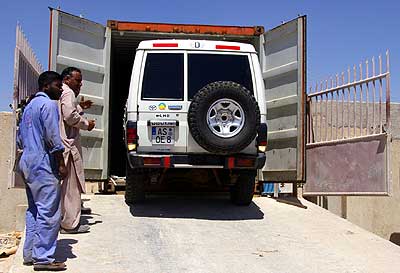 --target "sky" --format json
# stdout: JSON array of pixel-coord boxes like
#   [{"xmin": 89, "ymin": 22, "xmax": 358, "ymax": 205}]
[{"xmin": 0, "ymin": 0, "xmax": 399, "ymax": 111}]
